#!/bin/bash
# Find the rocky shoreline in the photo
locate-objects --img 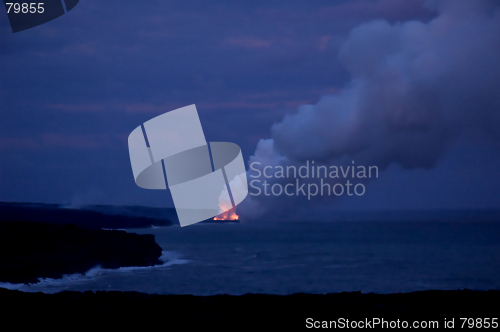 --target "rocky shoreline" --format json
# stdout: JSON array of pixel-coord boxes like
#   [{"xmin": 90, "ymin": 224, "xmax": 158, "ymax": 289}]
[
  {"xmin": 0, "ymin": 202, "xmax": 173, "ymax": 229},
  {"xmin": 0, "ymin": 220, "xmax": 163, "ymax": 284}
]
